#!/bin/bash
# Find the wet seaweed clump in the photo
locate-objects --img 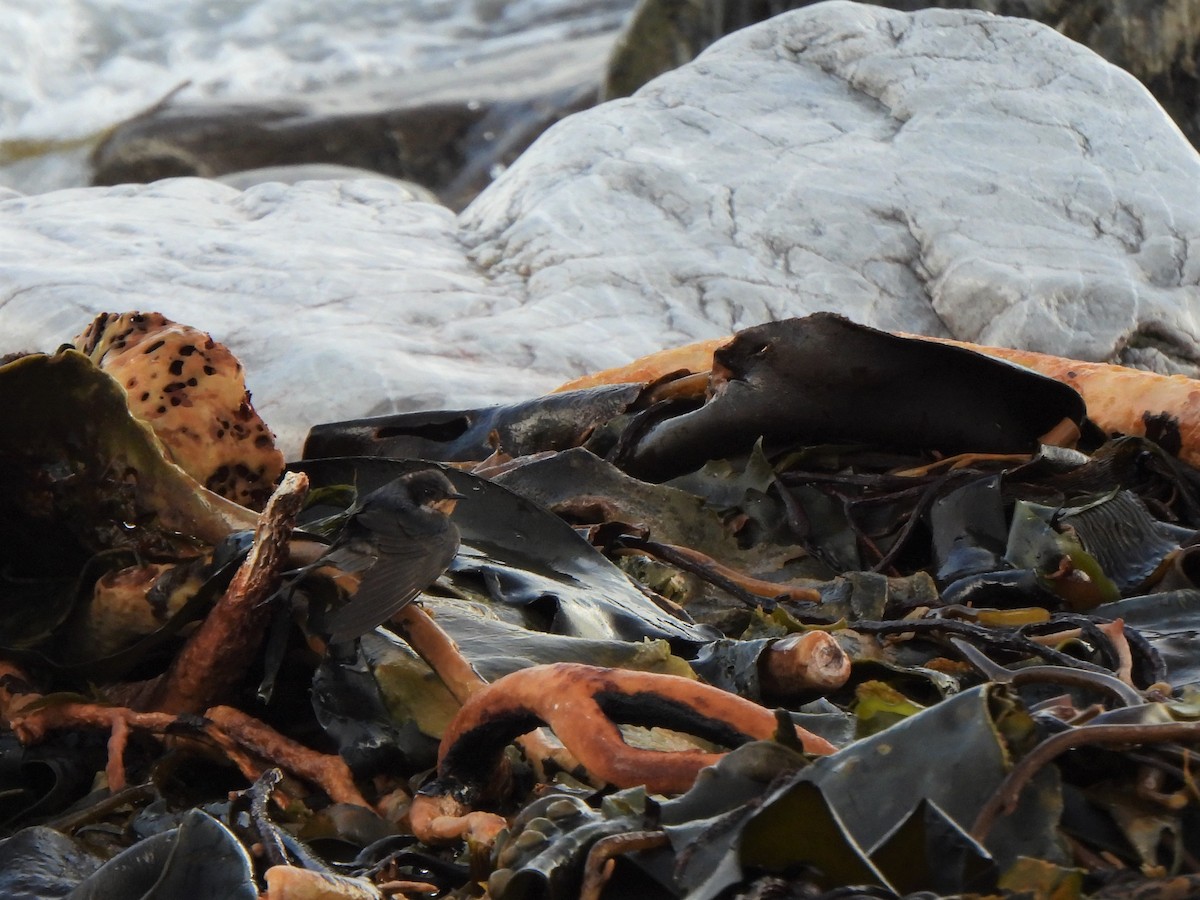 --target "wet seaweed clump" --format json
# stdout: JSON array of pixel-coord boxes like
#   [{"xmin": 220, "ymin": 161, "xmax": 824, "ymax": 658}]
[{"xmin": 5, "ymin": 312, "xmax": 1200, "ymax": 899}]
